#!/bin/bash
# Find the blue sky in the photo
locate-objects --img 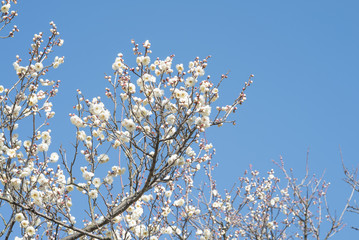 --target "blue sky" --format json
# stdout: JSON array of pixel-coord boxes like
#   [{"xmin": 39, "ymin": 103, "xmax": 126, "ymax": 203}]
[{"xmin": 1, "ymin": 0, "xmax": 359, "ymax": 238}]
